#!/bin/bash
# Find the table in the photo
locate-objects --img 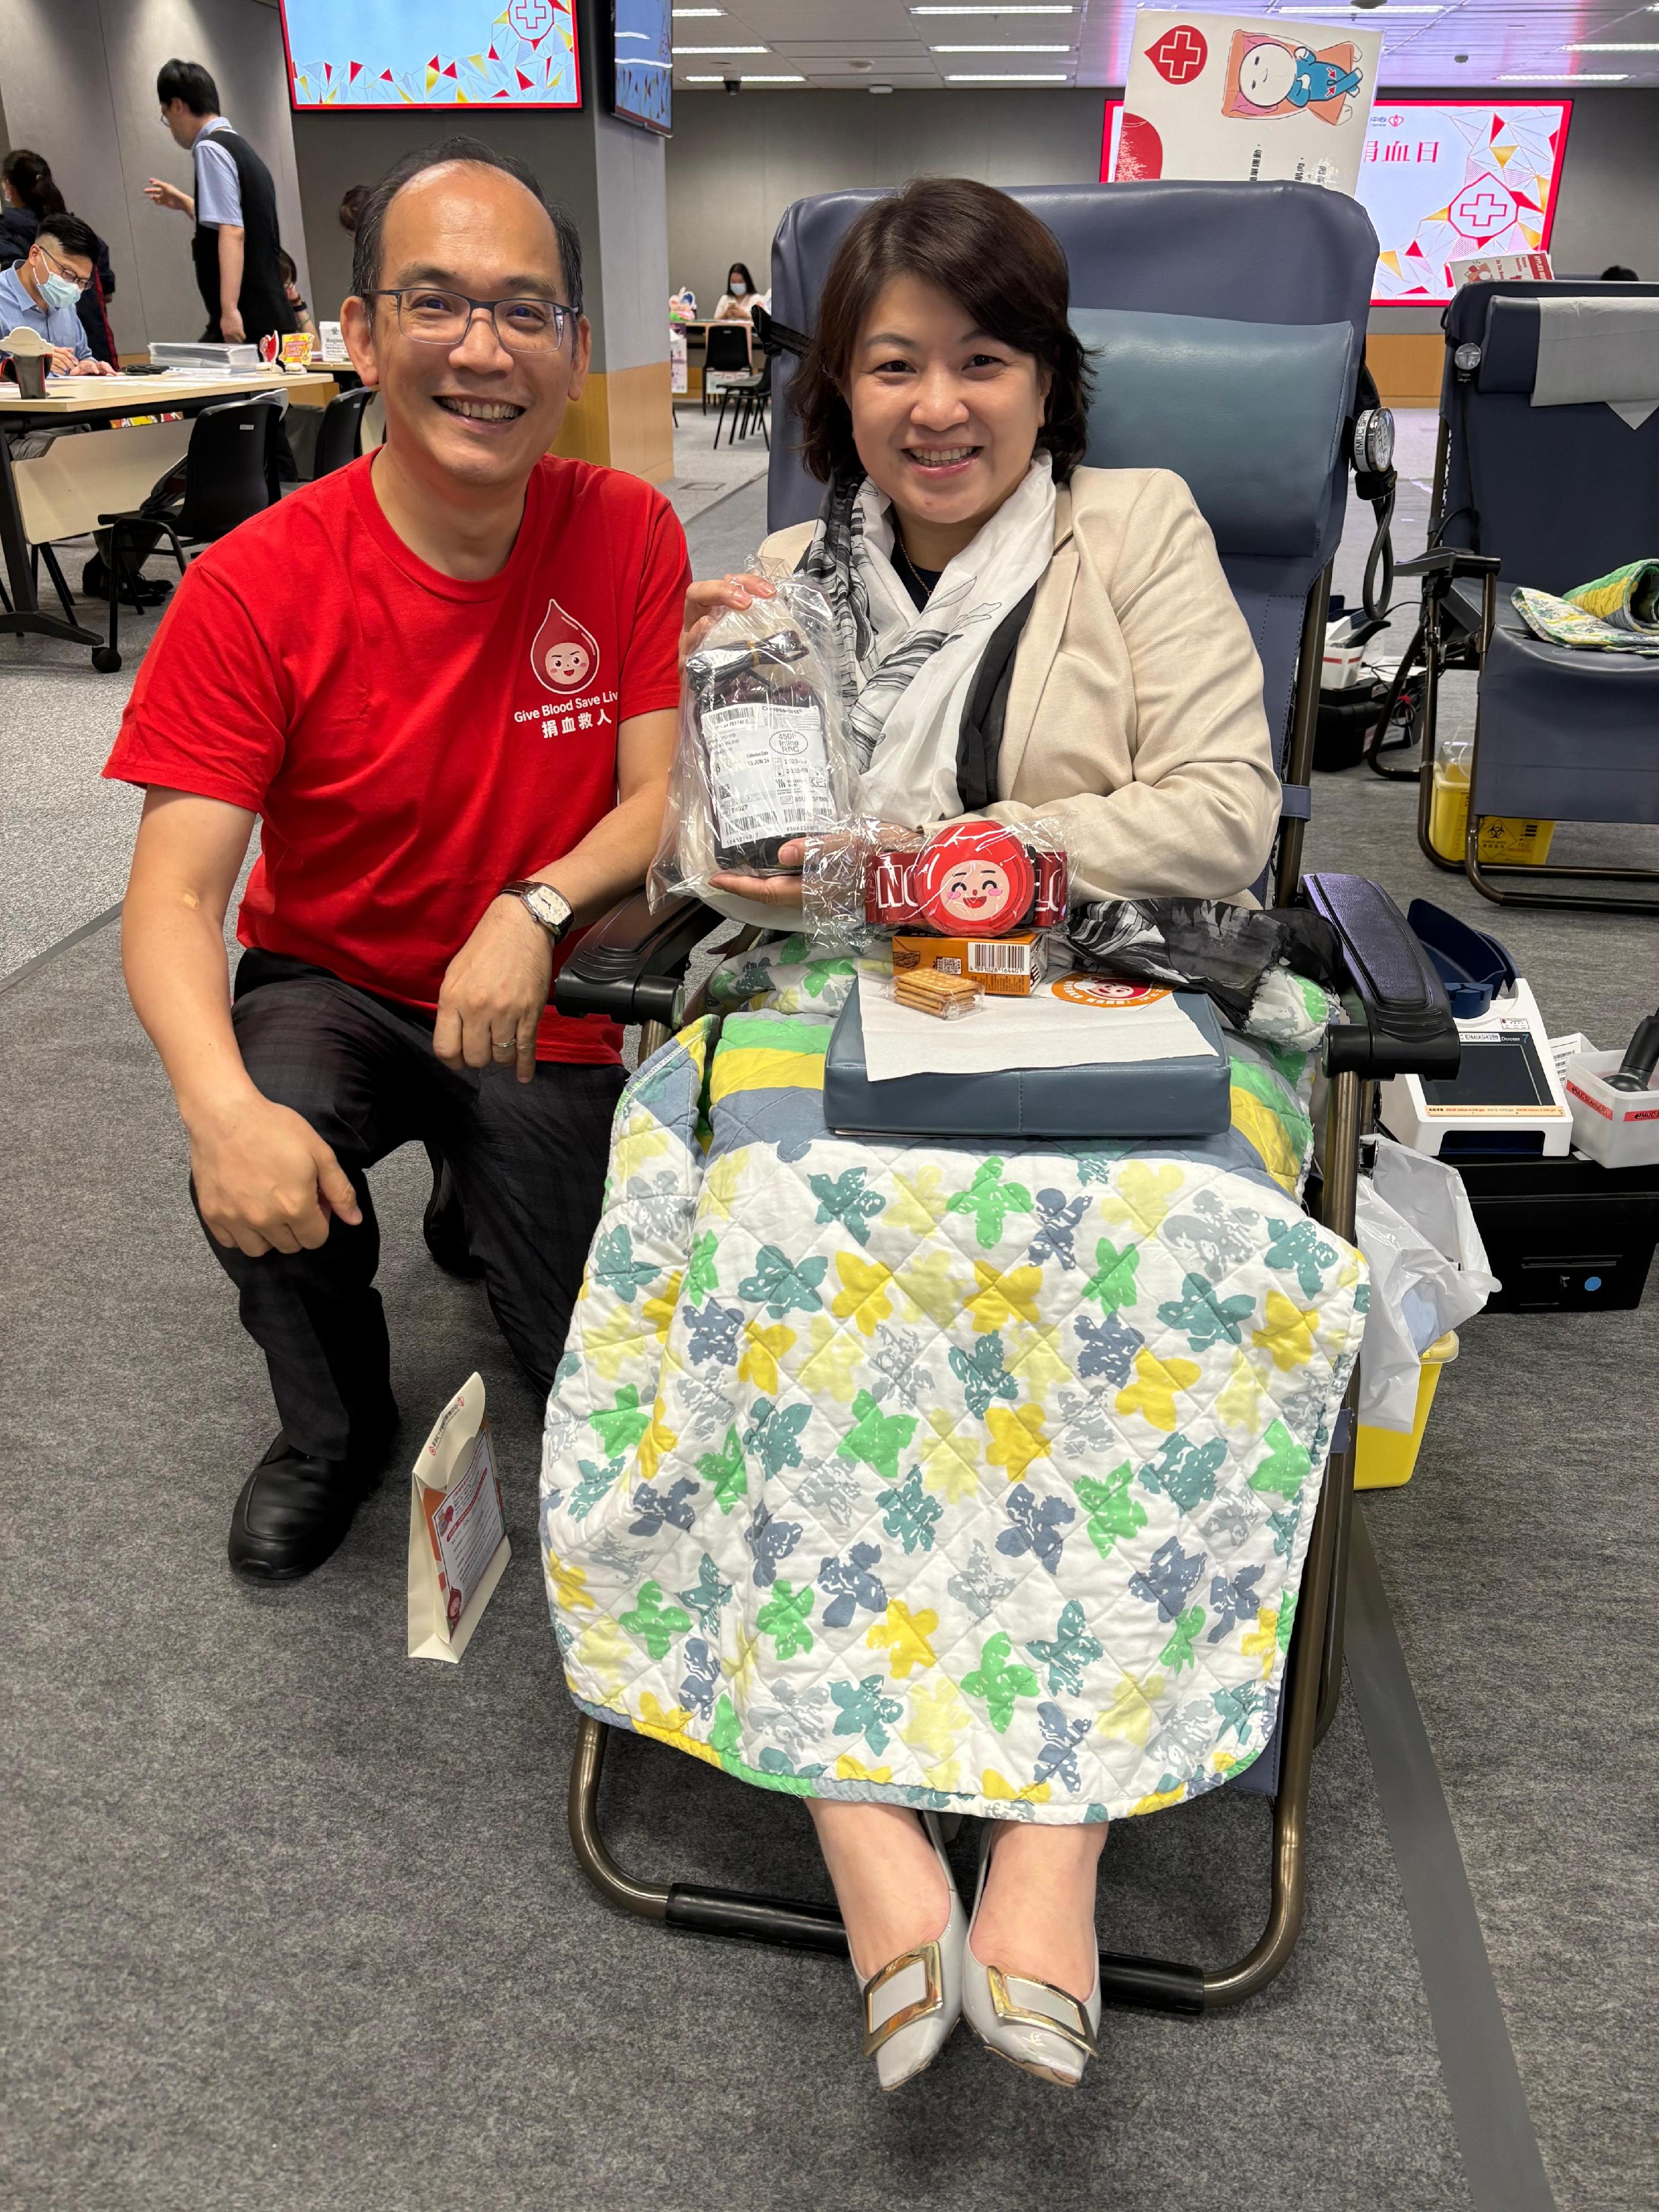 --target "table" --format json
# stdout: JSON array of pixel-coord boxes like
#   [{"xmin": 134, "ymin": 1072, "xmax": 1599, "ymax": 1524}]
[{"xmin": 0, "ymin": 369, "xmax": 338, "ymax": 654}]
